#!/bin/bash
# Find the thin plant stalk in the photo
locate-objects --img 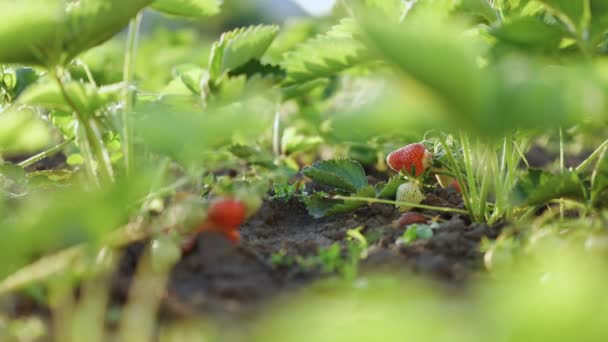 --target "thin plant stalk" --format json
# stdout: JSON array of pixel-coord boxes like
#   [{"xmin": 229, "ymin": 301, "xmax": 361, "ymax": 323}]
[
  {"xmin": 53, "ymin": 69, "xmax": 114, "ymax": 184},
  {"xmin": 332, "ymin": 195, "xmax": 468, "ymax": 214},
  {"xmin": 18, "ymin": 137, "xmax": 75, "ymax": 168},
  {"xmin": 575, "ymin": 138, "xmax": 608, "ymax": 173},
  {"xmin": 122, "ymin": 12, "xmax": 144, "ymax": 176}
]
